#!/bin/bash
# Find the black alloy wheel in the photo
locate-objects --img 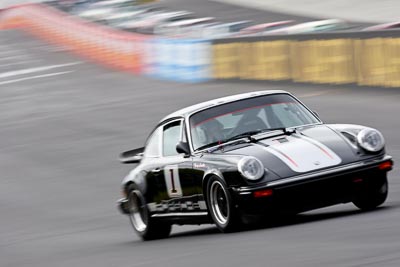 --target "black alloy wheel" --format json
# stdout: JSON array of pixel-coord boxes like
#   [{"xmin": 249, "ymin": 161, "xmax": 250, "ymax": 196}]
[
  {"xmin": 353, "ymin": 174, "xmax": 388, "ymax": 211},
  {"xmin": 206, "ymin": 176, "xmax": 241, "ymax": 232},
  {"xmin": 127, "ymin": 184, "xmax": 172, "ymax": 240}
]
